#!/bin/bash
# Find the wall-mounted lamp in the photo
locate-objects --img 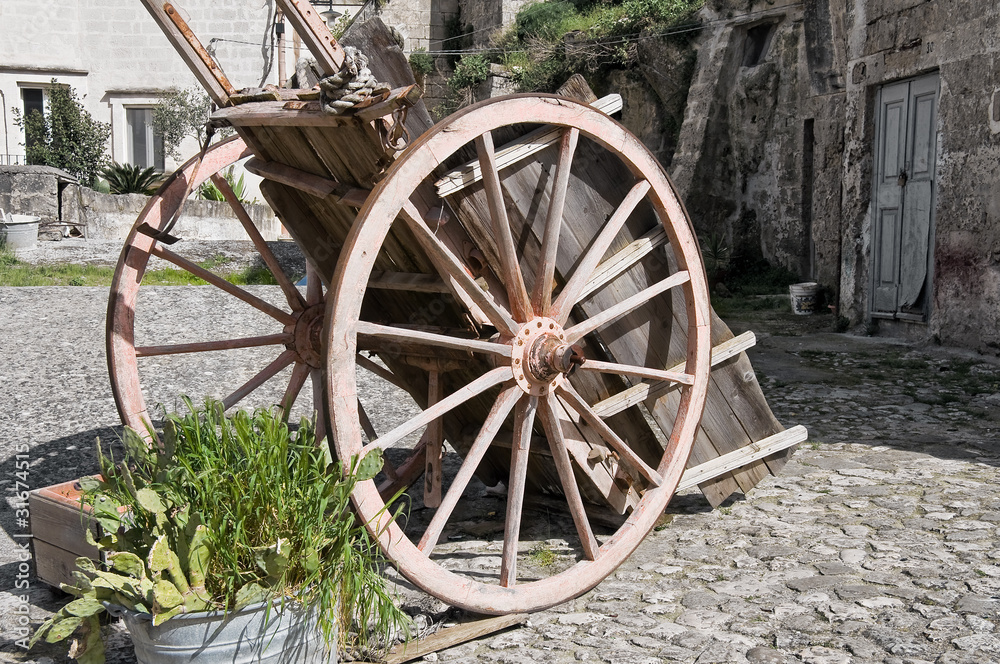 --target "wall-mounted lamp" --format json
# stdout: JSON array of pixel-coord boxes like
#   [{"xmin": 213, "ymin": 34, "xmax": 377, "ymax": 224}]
[{"xmin": 320, "ymin": 9, "xmax": 342, "ymax": 29}]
